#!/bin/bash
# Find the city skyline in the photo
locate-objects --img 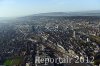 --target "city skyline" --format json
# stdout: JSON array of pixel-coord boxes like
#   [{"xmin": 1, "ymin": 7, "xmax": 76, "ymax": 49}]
[{"xmin": 0, "ymin": 0, "xmax": 100, "ymax": 17}]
